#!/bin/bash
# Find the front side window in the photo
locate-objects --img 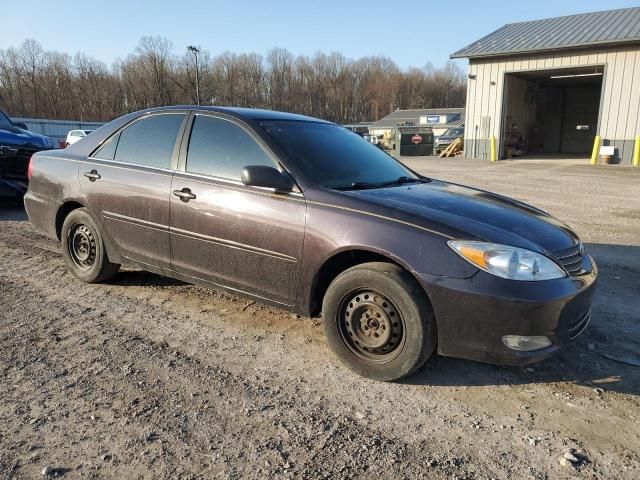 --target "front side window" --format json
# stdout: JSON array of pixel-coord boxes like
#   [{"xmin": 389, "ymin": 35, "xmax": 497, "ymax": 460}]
[
  {"xmin": 186, "ymin": 115, "xmax": 276, "ymax": 180},
  {"xmin": 112, "ymin": 113, "xmax": 184, "ymax": 169},
  {"xmin": 259, "ymin": 121, "xmax": 418, "ymax": 189}
]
